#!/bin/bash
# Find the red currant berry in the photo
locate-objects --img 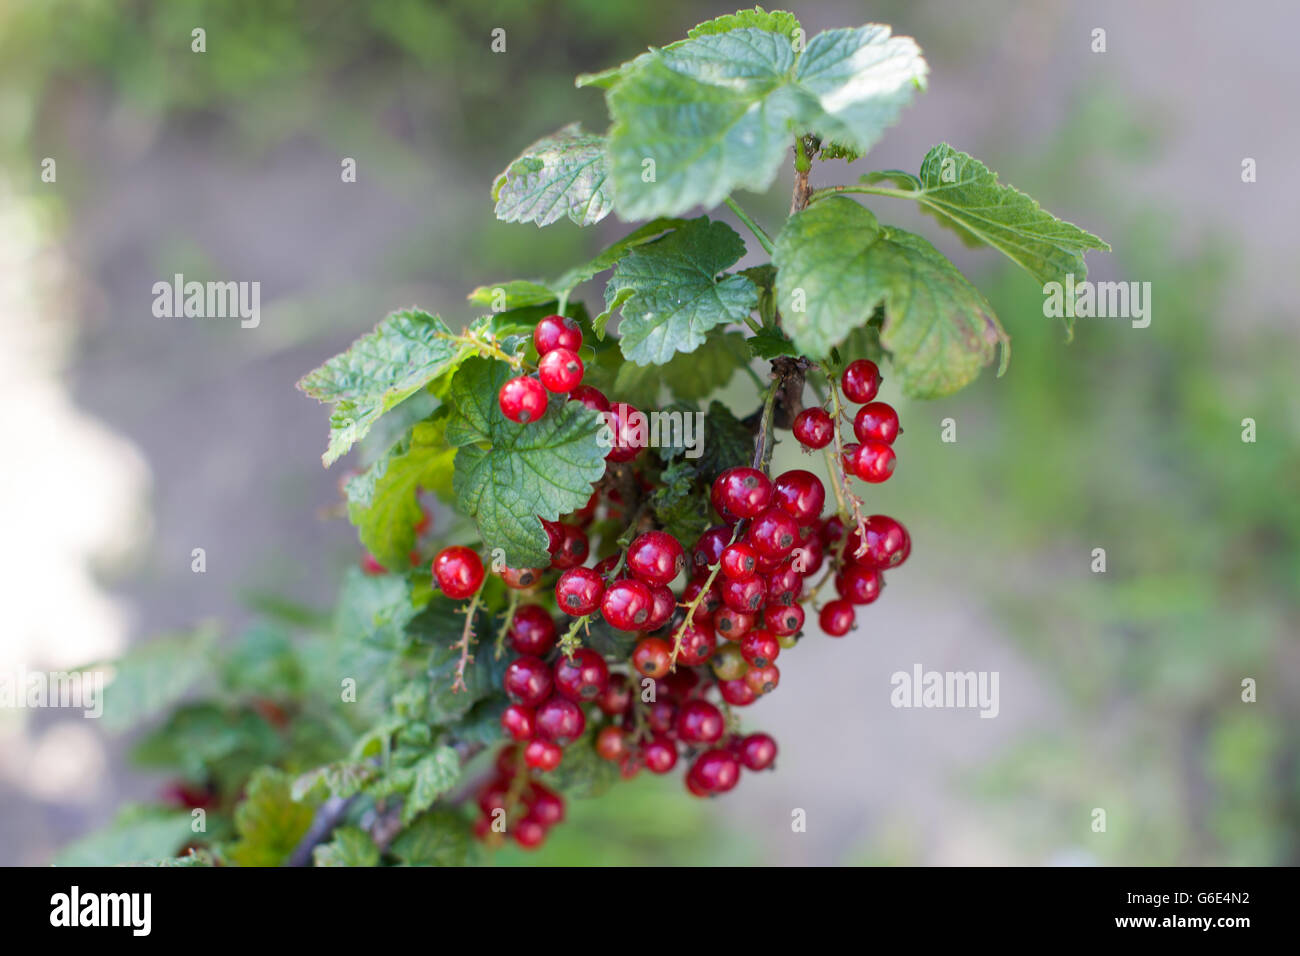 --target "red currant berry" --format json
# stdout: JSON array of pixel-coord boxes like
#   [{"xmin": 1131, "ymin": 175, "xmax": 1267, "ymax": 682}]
[
  {"xmin": 688, "ymin": 749, "xmax": 740, "ymax": 794},
  {"xmin": 619, "ymin": 753, "xmax": 643, "ymax": 780},
  {"xmin": 710, "ymin": 643, "xmax": 749, "ymax": 681},
  {"xmin": 500, "ymin": 704, "xmax": 536, "ymax": 741},
  {"xmin": 498, "ymin": 375, "xmax": 548, "ymax": 423},
  {"xmin": 433, "ymin": 546, "xmax": 484, "ymax": 599},
  {"xmin": 523, "ymin": 737, "xmax": 562, "ymax": 772},
  {"xmin": 852, "ymin": 440, "xmax": 896, "ymax": 483},
  {"xmin": 841, "ymin": 359, "xmax": 881, "ymax": 403},
  {"xmin": 847, "ymin": 515, "xmax": 910, "ymax": 568},
  {"xmin": 720, "ymin": 574, "xmax": 767, "ymax": 613},
  {"xmin": 514, "ymin": 817, "xmax": 548, "ymax": 849},
  {"xmin": 643, "ymin": 584, "xmax": 676, "ymax": 631},
  {"xmin": 503, "ymin": 655, "xmax": 553, "ymax": 707},
  {"xmin": 836, "ymin": 564, "xmax": 882, "ymax": 605},
  {"xmin": 555, "ymin": 566, "xmax": 604, "ymax": 616},
  {"xmin": 738, "ymin": 732, "xmax": 778, "ymax": 771},
  {"xmin": 821, "ymin": 516, "xmax": 845, "ymax": 543},
  {"xmin": 790, "ymin": 532, "xmax": 824, "ymax": 576},
  {"xmin": 772, "ymin": 469, "xmax": 825, "ymax": 523},
  {"xmin": 744, "ymin": 663, "xmax": 780, "ymax": 695},
  {"xmin": 604, "ymin": 403, "xmax": 646, "ymax": 462},
  {"xmin": 853, "ymin": 401, "xmax": 900, "ymax": 444},
  {"xmin": 792, "ymin": 407, "xmax": 835, "ymax": 449},
  {"xmin": 568, "ymin": 384, "xmax": 610, "ymax": 413},
  {"xmin": 592, "ymin": 554, "xmax": 621, "ymax": 579},
  {"xmin": 509, "ymin": 604, "xmax": 557, "ymax": 656},
  {"xmin": 745, "ymin": 507, "xmax": 800, "ymax": 560},
  {"xmin": 642, "ymin": 734, "xmax": 679, "ymax": 774},
  {"xmin": 646, "ymin": 698, "xmax": 676, "ymax": 734},
  {"xmin": 548, "ymin": 521, "xmax": 589, "ymax": 570},
  {"xmin": 360, "ymin": 552, "xmax": 388, "ymax": 576},
  {"xmin": 538, "ymin": 347, "xmax": 584, "ymax": 393},
  {"xmin": 720, "ymin": 543, "xmax": 758, "ymax": 581},
  {"xmin": 763, "ymin": 602, "xmax": 804, "ymax": 637},
  {"xmin": 533, "ymin": 313, "xmax": 582, "ymax": 356},
  {"xmin": 500, "ymin": 566, "xmax": 543, "ymax": 589},
  {"xmin": 765, "ymin": 565, "xmax": 803, "ymax": 605},
  {"xmin": 718, "ymin": 677, "xmax": 757, "ymax": 707},
  {"xmin": 596, "ymin": 673, "xmax": 631, "ymax": 716},
  {"xmin": 713, "ymin": 606, "xmax": 755, "ymax": 641},
  {"xmin": 527, "ymin": 783, "xmax": 565, "ymax": 826},
  {"xmin": 691, "ymin": 526, "xmax": 731, "ymax": 574},
  {"xmin": 661, "ymin": 666, "xmax": 701, "ymax": 699},
  {"xmin": 676, "ymin": 620, "xmax": 717, "ymax": 666},
  {"xmin": 819, "ymin": 599, "xmax": 857, "ymax": 636},
  {"xmin": 625, "ymin": 530, "xmax": 685, "ymax": 586},
  {"xmin": 601, "ymin": 578, "xmax": 653, "ymax": 631},
  {"xmin": 711, "ymin": 467, "xmax": 773, "ymax": 520},
  {"xmin": 840, "ymin": 441, "xmax": 860, "ymax": 474},
  {"xmin": 740, "ymin": 630, "xmax": 780, "ymax": 668},
  {"xmin": 632, "ymin": 637, "xmax": 672, "ymax": 679},
  {"xmin": 535, "ymin": 695, "xmax": 586, "ymax": 745},
  {"xmin": 595, "ymin": 725, "xmax": 627, "ymax": 762},
  {"xmin": 676, "ymin": 699, "xmax": 725, "ymax": 744},
  {"xmin": 553, "ymin": 648, "xmax": 609, "ymax": 703},
  {"xmin": 680, "ymin": 576, "xmax": 722, "ymax": 617}
]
